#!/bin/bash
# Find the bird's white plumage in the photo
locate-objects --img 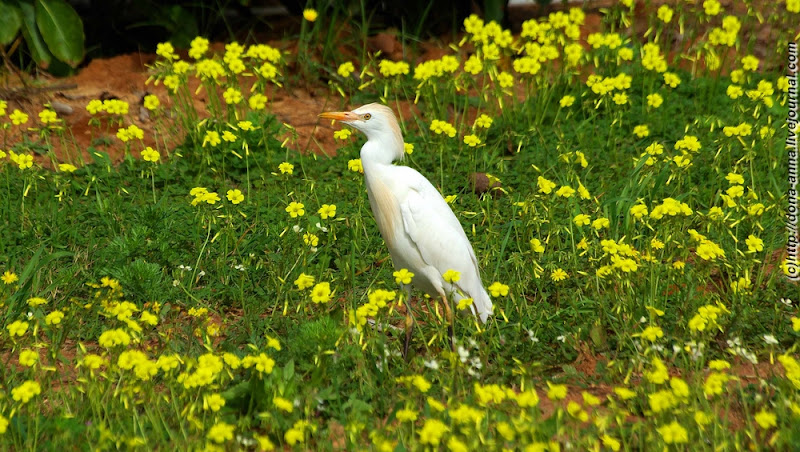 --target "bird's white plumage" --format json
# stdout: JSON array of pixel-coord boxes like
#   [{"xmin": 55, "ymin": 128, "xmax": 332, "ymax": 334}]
[{"xmin": 320, "ymin": 103, "xmax": 493, "ymax": 324}]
